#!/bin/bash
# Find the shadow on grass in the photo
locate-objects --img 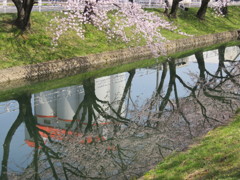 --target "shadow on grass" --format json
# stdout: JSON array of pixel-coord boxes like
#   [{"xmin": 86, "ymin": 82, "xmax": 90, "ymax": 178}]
[{"xmin": 0, "ymin": 14, "xmax": 19, "ymax": 33}]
